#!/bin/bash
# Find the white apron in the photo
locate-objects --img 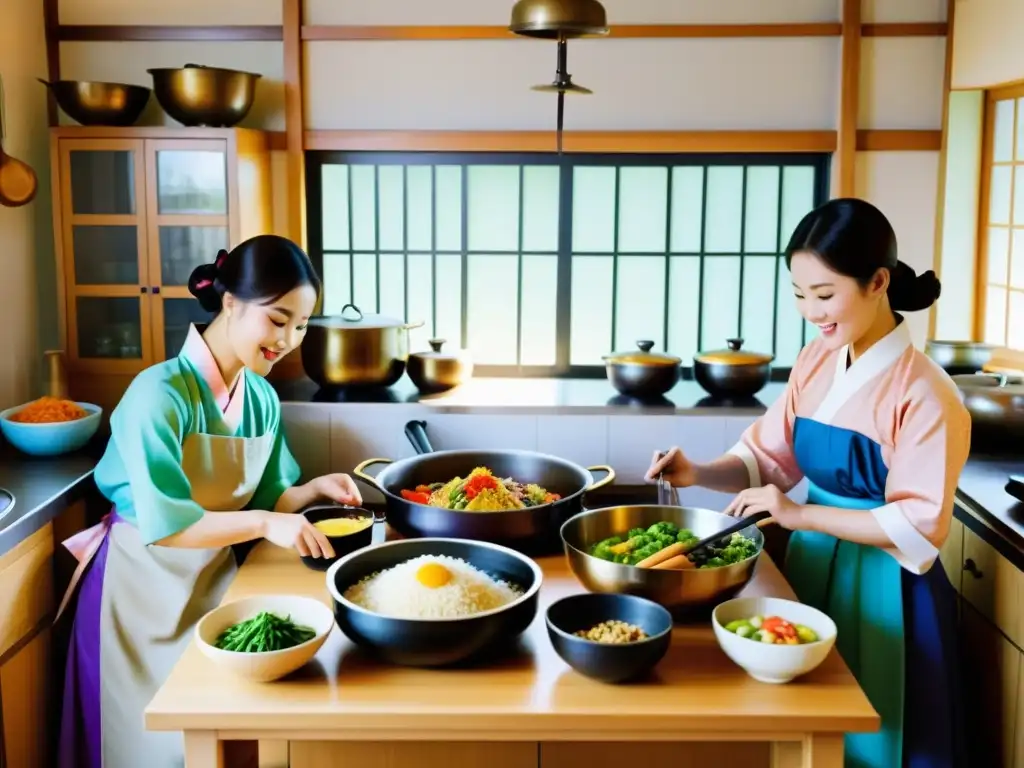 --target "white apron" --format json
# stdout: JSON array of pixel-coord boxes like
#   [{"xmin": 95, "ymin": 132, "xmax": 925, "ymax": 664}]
[{"xmin": 58, "ymin": 429, "xmax": 274, "ymax": 768}]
